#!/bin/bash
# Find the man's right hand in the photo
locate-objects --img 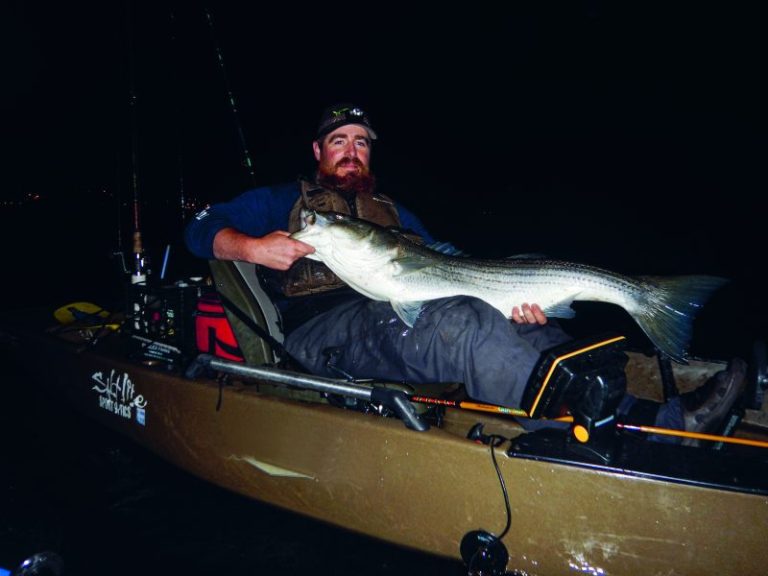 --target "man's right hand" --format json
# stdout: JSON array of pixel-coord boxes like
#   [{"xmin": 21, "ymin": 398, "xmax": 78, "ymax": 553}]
[
  {"xmin": 212, "ymin": 228, "xmax": 315, "ymax": 270},
  {"xmin": 511, "ymin": 303, "xmax": 548, "ymax": 325},
  {"xmin": 252, "ymin": 231, "xmax": 316, "ymax": 270}
]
